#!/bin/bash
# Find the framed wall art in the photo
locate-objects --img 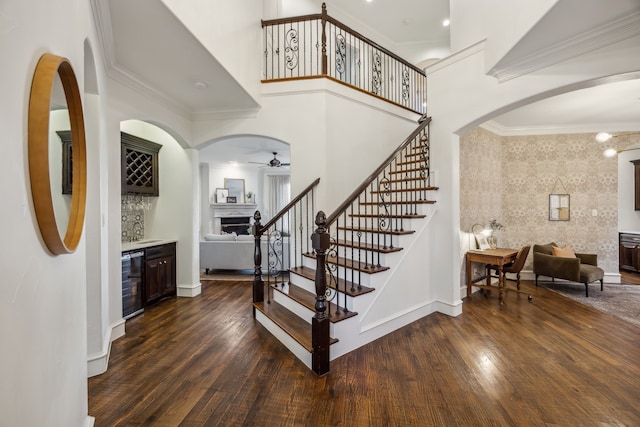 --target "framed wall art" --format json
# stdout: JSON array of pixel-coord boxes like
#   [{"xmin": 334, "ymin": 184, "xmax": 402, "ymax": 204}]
[
  {"xmin": 549, "ymin": 194, "xmax": 570, "ymax": 221},
  {"xmin": 215, "ymin": 188, "xmax": 229, "ymax": 203}
]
